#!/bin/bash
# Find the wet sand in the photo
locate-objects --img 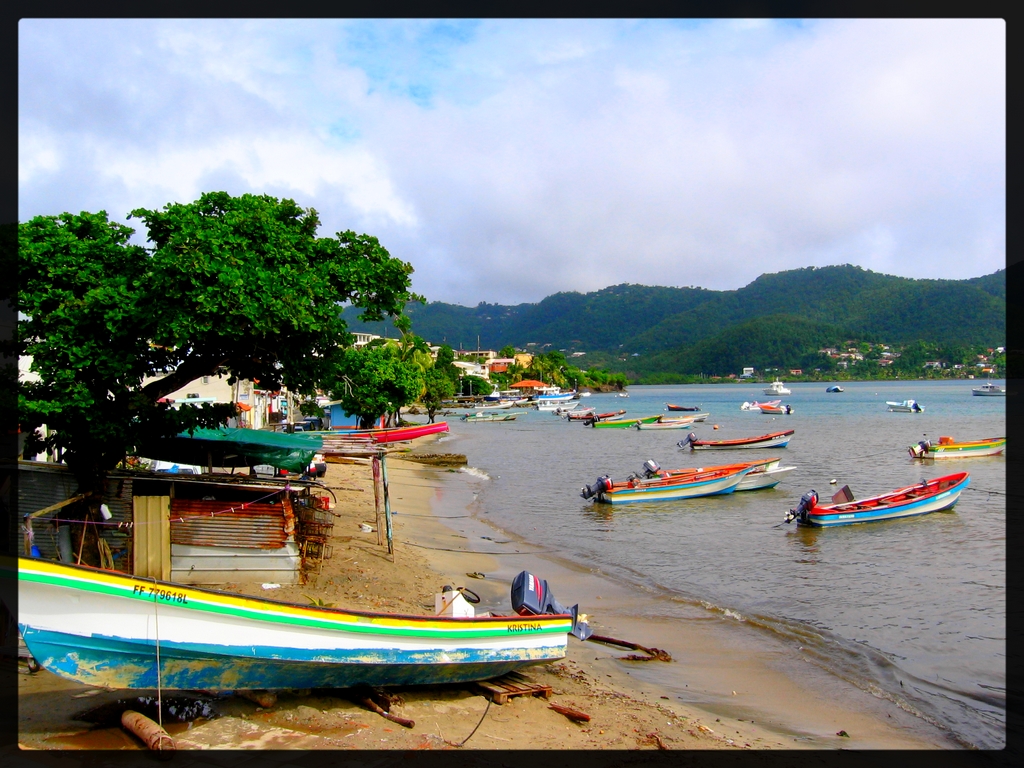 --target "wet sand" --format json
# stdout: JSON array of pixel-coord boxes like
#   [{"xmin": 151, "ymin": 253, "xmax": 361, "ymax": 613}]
[{"xmin": 15, "ymin": 440, "xmax": 958, "ymax": 751}]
